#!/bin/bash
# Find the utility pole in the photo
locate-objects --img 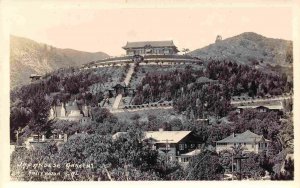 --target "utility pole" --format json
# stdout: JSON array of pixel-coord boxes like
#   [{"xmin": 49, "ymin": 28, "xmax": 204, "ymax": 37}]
[
  {"xmin": 161, "ymin": 139, "xmax": 173, "ymax": 178},
  {"xmin": 161, "ymin": 139, "xmax": 173, "ymax": 163},
  {"xmin": 14, "ymin": 127, "xmax": 22, "ymax": 146},
  {"xmin": 234, "ymin": 155, "xmax": 248, "ymax": 180},
  {"xmin": 124, "ymin": 163, "xmax": 129, "ymax": 181},
  {"xmin": 103, "ymin": 164, "xmax": 113, "ymax": 181},
  {"xmin": 232, "ymin": 153, "xmax": 234, "ymax": 180}
]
